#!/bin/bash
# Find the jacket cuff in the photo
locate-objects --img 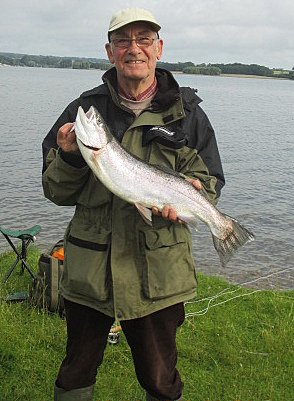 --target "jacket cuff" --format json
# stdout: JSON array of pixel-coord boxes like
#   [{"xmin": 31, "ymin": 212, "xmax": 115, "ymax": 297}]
[{"xmin": 58, "ymin": 149, "xmax": 87, "ymax": 168}]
